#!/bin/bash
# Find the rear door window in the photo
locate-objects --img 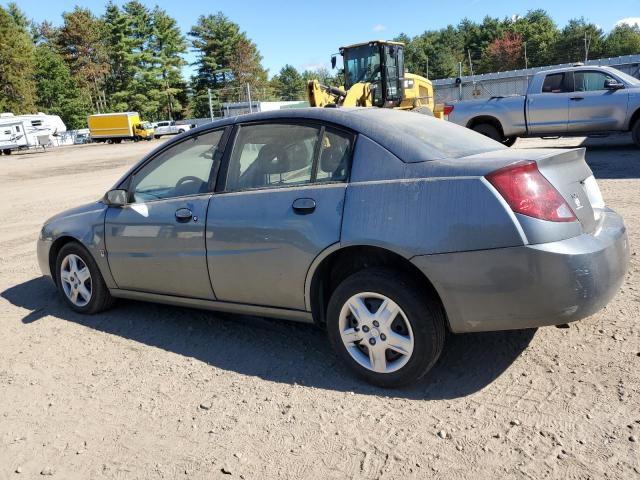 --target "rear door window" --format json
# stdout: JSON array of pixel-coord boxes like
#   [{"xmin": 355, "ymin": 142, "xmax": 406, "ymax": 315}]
[{"xmin": 542, "ymin": 73, "xmax": 571, "ymax": 93}]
